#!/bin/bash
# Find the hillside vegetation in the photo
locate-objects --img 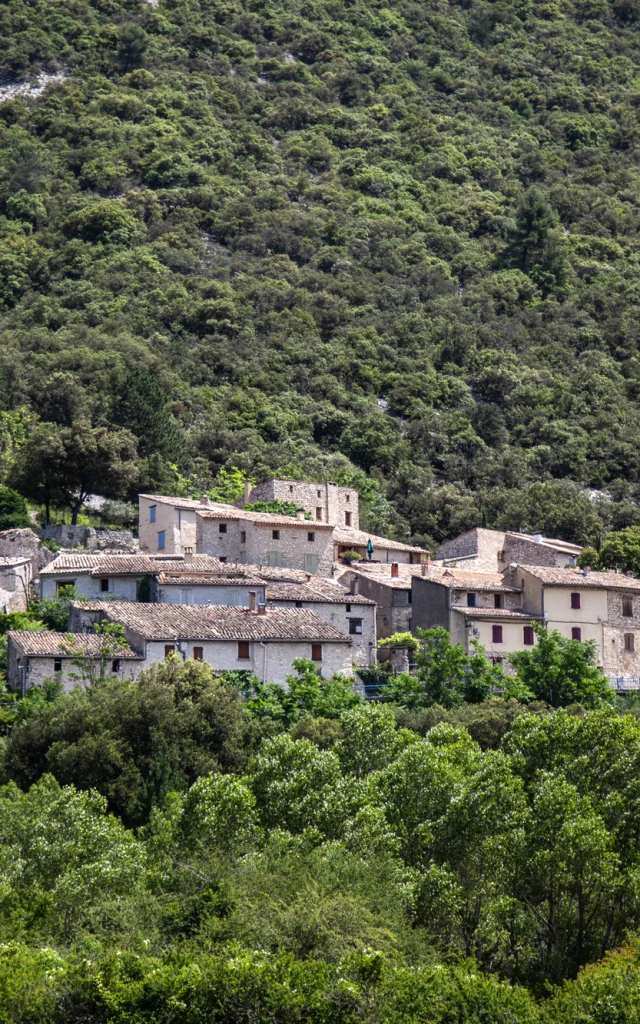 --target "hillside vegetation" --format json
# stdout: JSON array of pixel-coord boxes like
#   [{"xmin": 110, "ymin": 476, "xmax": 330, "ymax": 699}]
[{"xmin": 2, "ymin": 0, "xmax": 640, "ymax": 538}]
